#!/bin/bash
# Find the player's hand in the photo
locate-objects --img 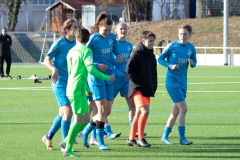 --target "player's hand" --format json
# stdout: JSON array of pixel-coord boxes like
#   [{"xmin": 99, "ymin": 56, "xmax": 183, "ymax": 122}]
[
  {"xmin": 116, "ymin": 55, "xmax": 122, "ymax": 63},
  {"xmin": 169, "ymin": 64, "xmax": 179, "ymax": 70},
  {"xmin": 86, "ymin": 92, "xmax": 92, "ymax": 96},
  {"xmin": 97, "ymin": 64, "xmax": 108, "ymax": 72},
  {"xmin": 125, "ymin": 58, "xmax": 129, "ymax": 63},
  {"xmin": 51, "ymin": 68, "xmax": 58, "ymax": 83},
  {"xmin": 109, "ymin": 75, "xmax": 115, "ymax": 82},
  {"xmin": 188, "ymin": 59, "xmax": 194, "ymax": 66}
]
